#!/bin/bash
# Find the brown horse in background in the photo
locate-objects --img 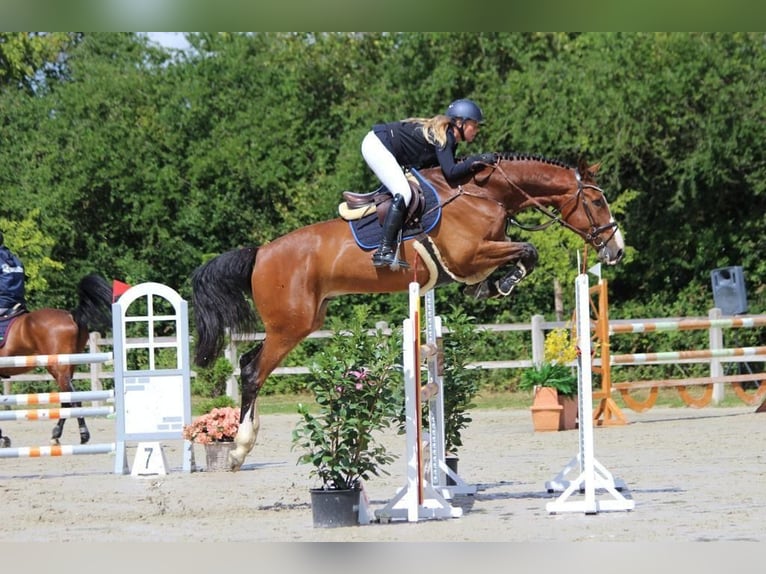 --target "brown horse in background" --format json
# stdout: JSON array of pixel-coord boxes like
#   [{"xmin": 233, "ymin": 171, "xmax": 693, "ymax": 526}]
[
  {"xmin": 191, "ymin": 154, "xmax": 625, "ymax": 470},
  {"xmin": 0, "ymin": 274, "xmax": 113, "ymax": 446}
]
